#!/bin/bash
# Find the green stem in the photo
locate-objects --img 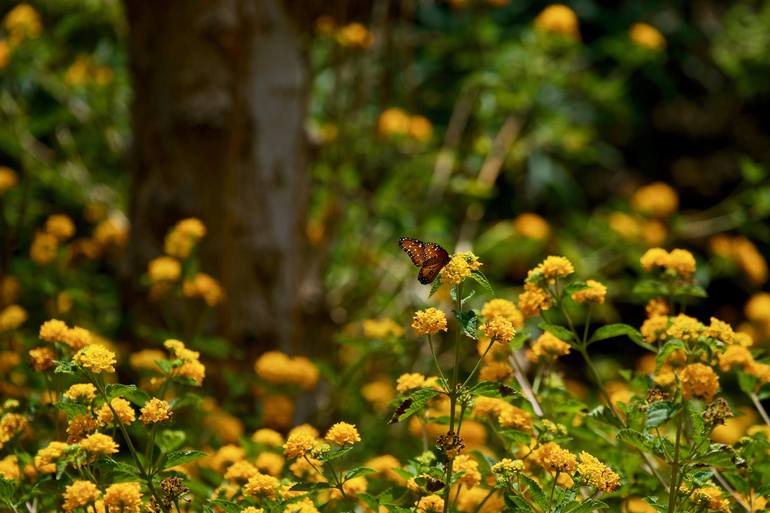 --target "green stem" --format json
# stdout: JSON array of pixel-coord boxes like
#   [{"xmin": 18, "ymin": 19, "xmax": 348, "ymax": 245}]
[
  {"xmin": 442, "ymin": 282, "xmax": 463, "ymax": 513},
  {"xmin": 428, "ymin": 334, "xmax": 449, "ymax": 389},
  {"xmin": 461, "ymin": 340, "xmax": 494, "ymax": 389},
  {"xmin": 668, "ymin": 409, "xmax": 685, "ymax": 513}
]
